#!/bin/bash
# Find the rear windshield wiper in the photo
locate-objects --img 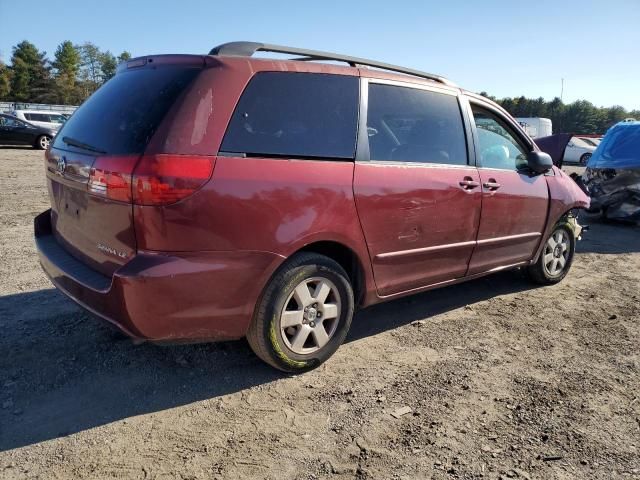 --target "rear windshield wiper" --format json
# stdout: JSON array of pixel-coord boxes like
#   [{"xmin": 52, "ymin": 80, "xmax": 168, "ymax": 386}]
[{"xmin": 62, "ymin": 136, "xmax": 107, "ymax": 154}]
